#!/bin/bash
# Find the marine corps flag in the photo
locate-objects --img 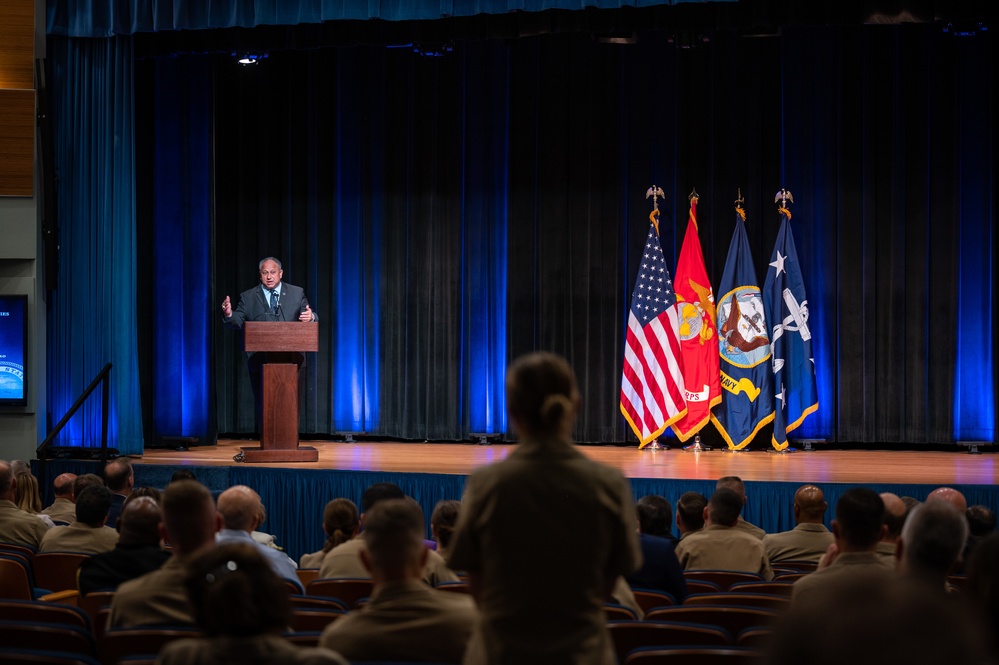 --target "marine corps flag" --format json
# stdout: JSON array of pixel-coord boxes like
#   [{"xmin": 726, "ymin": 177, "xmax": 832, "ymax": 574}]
[
  {"xmin": 670, "ymin": 193, "xmax": 721, "ymax": 441},
  {"xmin": 620, "ymin": 208, "xmax": 688, "ymax": 448},
  {"xmin": 711, "ymin": 205, "xmax": 774, "ymax": 450},
  {"xmin": 763, "ymin": 192, "xmax": 818, "ymax": 451}
]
